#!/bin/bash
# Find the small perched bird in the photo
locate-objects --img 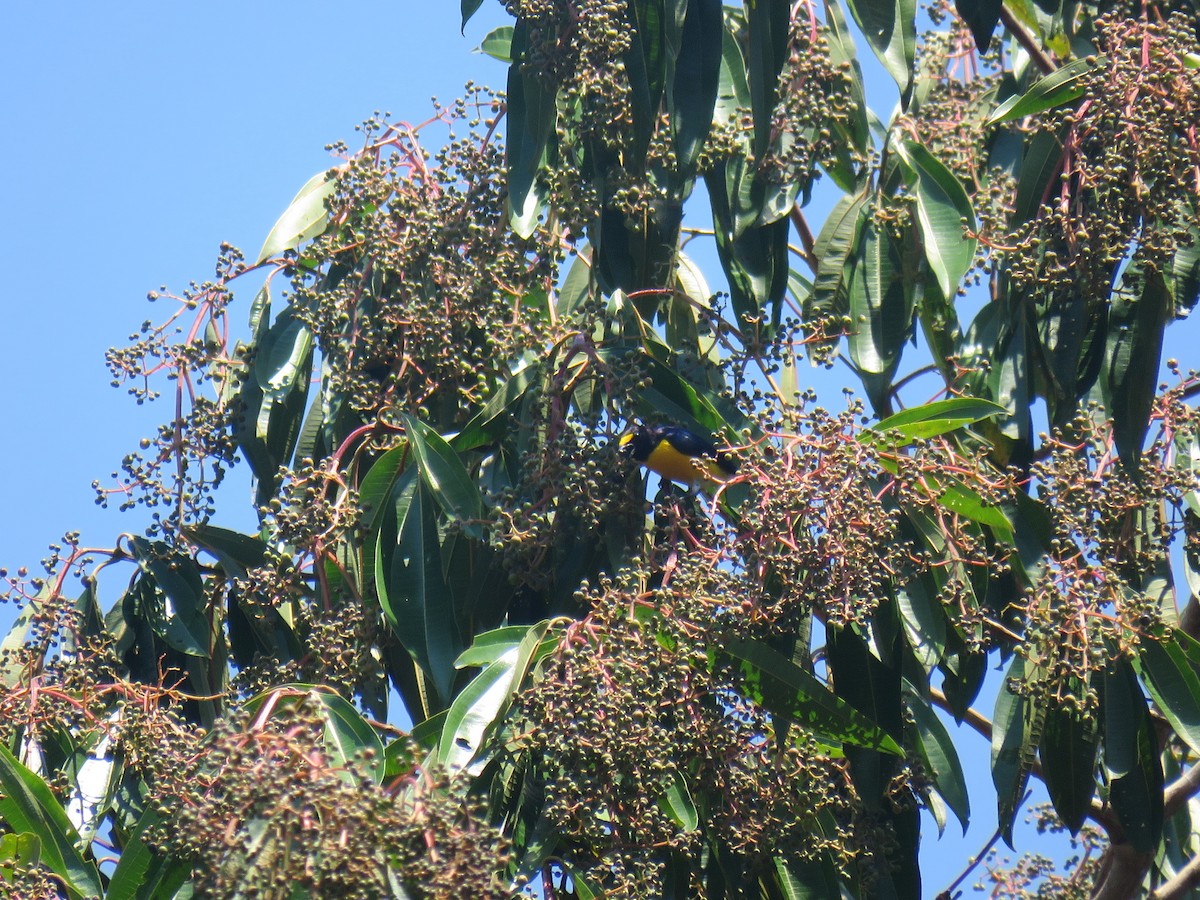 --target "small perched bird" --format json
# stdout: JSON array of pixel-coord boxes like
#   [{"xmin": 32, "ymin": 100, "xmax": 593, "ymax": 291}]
[{"xmin": 619, "ymin": 423, "xmax": 739, "ymax": 485}]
